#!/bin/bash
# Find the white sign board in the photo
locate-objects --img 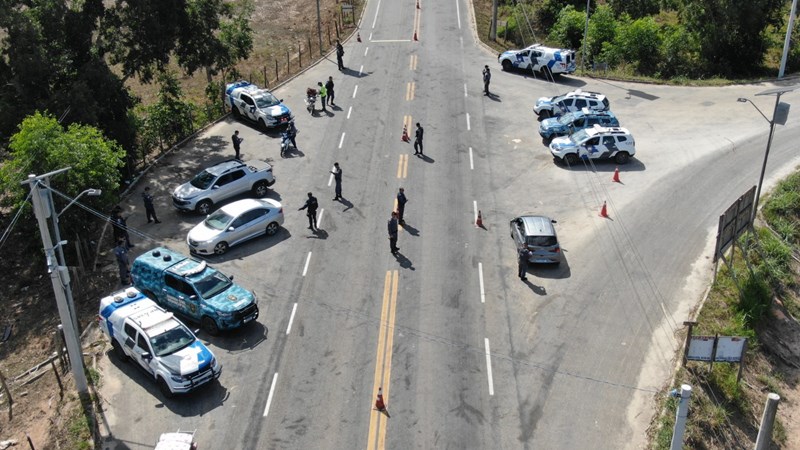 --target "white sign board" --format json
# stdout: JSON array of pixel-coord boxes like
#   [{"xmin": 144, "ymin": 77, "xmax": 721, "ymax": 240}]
[
  {"xmin": 714, "ymin": 337, "xmax": 747, "ymax": 362},
  {"xmin": 686, "ymin": 336, "xmax": 715, "ymax": 361}
]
